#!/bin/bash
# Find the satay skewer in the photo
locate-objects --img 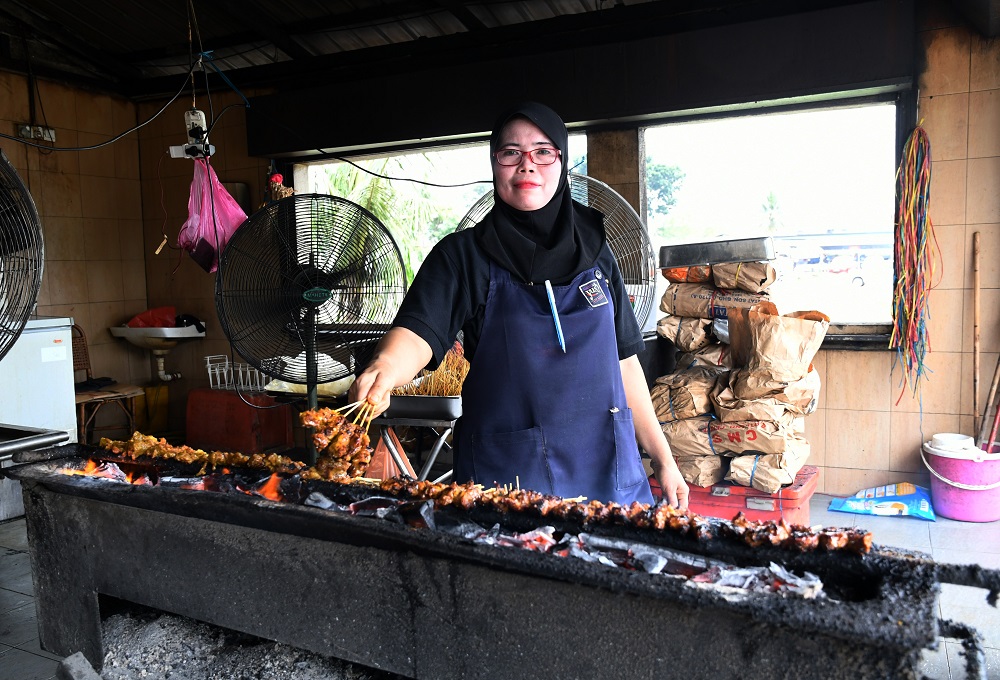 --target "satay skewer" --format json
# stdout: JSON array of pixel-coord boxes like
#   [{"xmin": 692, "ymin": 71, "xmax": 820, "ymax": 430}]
[
  {"xmin": 353, "ymin": 401, "xmax": 373, "ymax": 425},
  {"xmin": 337, "ymin": 400, "xmax": 365, "ymax": 417}
]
